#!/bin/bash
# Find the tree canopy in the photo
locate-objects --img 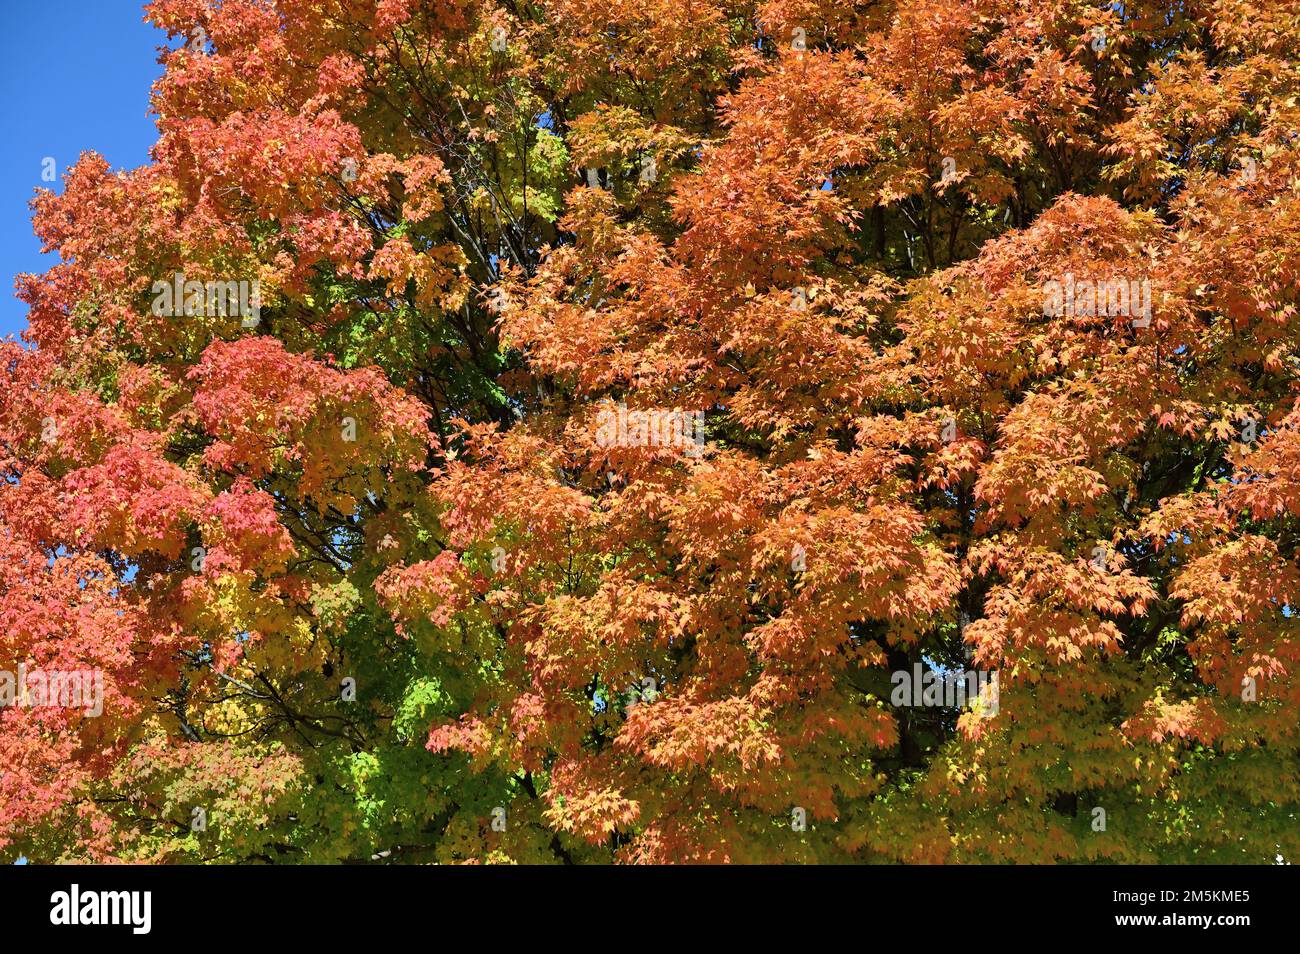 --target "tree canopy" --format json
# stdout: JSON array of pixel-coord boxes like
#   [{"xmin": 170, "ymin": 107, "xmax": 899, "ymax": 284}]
[{"xmin": 1, "ymin": 0, "xmax": 1298, "ymax": 863}]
